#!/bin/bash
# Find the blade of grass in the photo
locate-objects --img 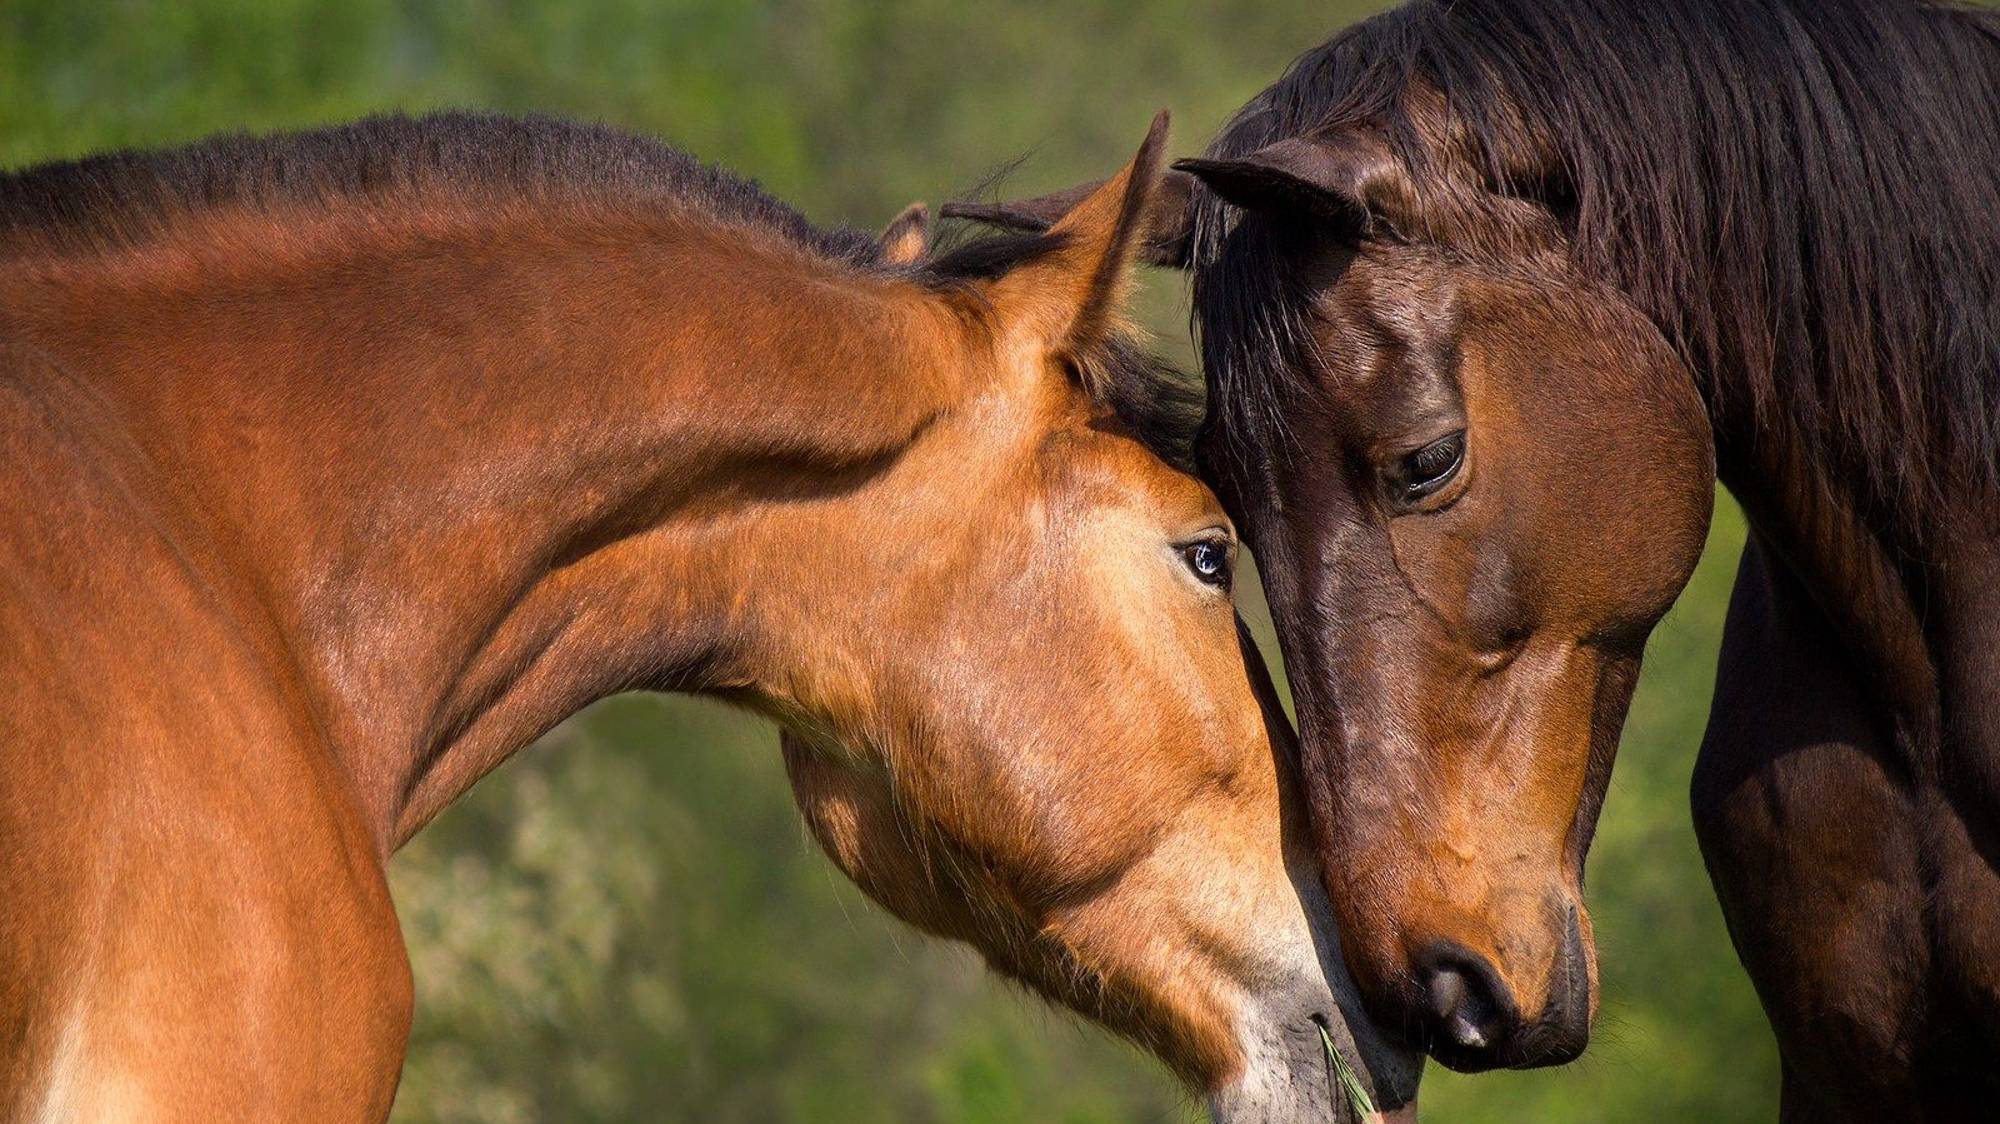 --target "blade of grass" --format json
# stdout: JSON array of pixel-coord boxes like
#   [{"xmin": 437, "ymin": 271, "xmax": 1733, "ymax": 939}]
[{"xmin": 1317, "ymin": 1018, "xmax": 1379, "ymax": 1120}]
